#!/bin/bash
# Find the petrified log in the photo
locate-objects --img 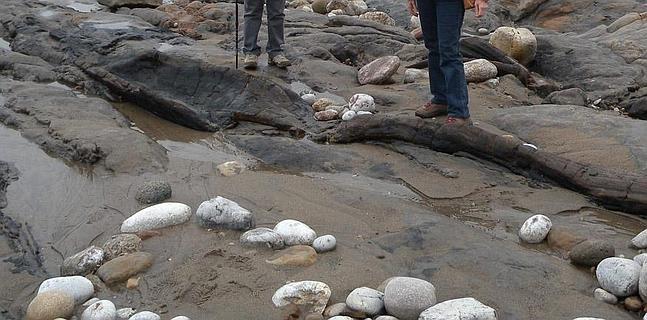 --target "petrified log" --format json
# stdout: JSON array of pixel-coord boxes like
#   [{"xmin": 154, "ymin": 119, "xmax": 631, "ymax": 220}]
[{"xmin": 318, "ymin": 114, "xmax": 647, "ymax": 214}]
